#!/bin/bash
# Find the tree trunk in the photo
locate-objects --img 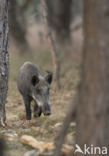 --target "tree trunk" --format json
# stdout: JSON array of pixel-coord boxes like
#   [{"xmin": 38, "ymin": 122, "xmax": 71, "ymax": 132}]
[
  {"xmin": 46, "ymin": 0, "xmax": 72, "ymax": 43},
  {"xmin": 41, "ymin": 0, "xmax": 60, "ymax": 89},
  {"xmin": 0, "ymin": 0, "xmax": 9, "ymax": 126},
  {"xmin": 54, "ymin": 0, "xmax": 109, "ymax": 155},
  {"xmin": 9, "ymin": 0, "xmax": 29, "ymax": 52},
  {"xmin": 76, "ymin": 0, "xmax": 109, "ymax": 153},
  {"xmin": 73, "ymin": 0, "xmax": 83, "ymax": 18},
  {"xmin": 0, "ymin": 137, "xmax": 5, "ymax": 156}
]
